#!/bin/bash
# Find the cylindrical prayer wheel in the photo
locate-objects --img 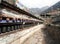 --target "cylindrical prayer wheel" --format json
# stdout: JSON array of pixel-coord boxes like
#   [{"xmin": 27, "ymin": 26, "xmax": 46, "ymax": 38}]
[
  {"xmin": 14, "ymin": 25, "xmax": 17, "ymax": 30},
  {"xmin": 6, "ymin": 18, "xmax": 10, "ymax": 32},
  {"xmin": 6, "ymin": 26, "xmax": 10, "ymax": 32},
  {"xmin": 0, "ymin": 28, "xmax": 1, "ymax": 34},
  {"xmin": 1, "ymin": 26, "xmax": 6, "ymax": 33},
  {"xmin": 10, "ymin": 26, "xmax": 14, "ymax": 31}
]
